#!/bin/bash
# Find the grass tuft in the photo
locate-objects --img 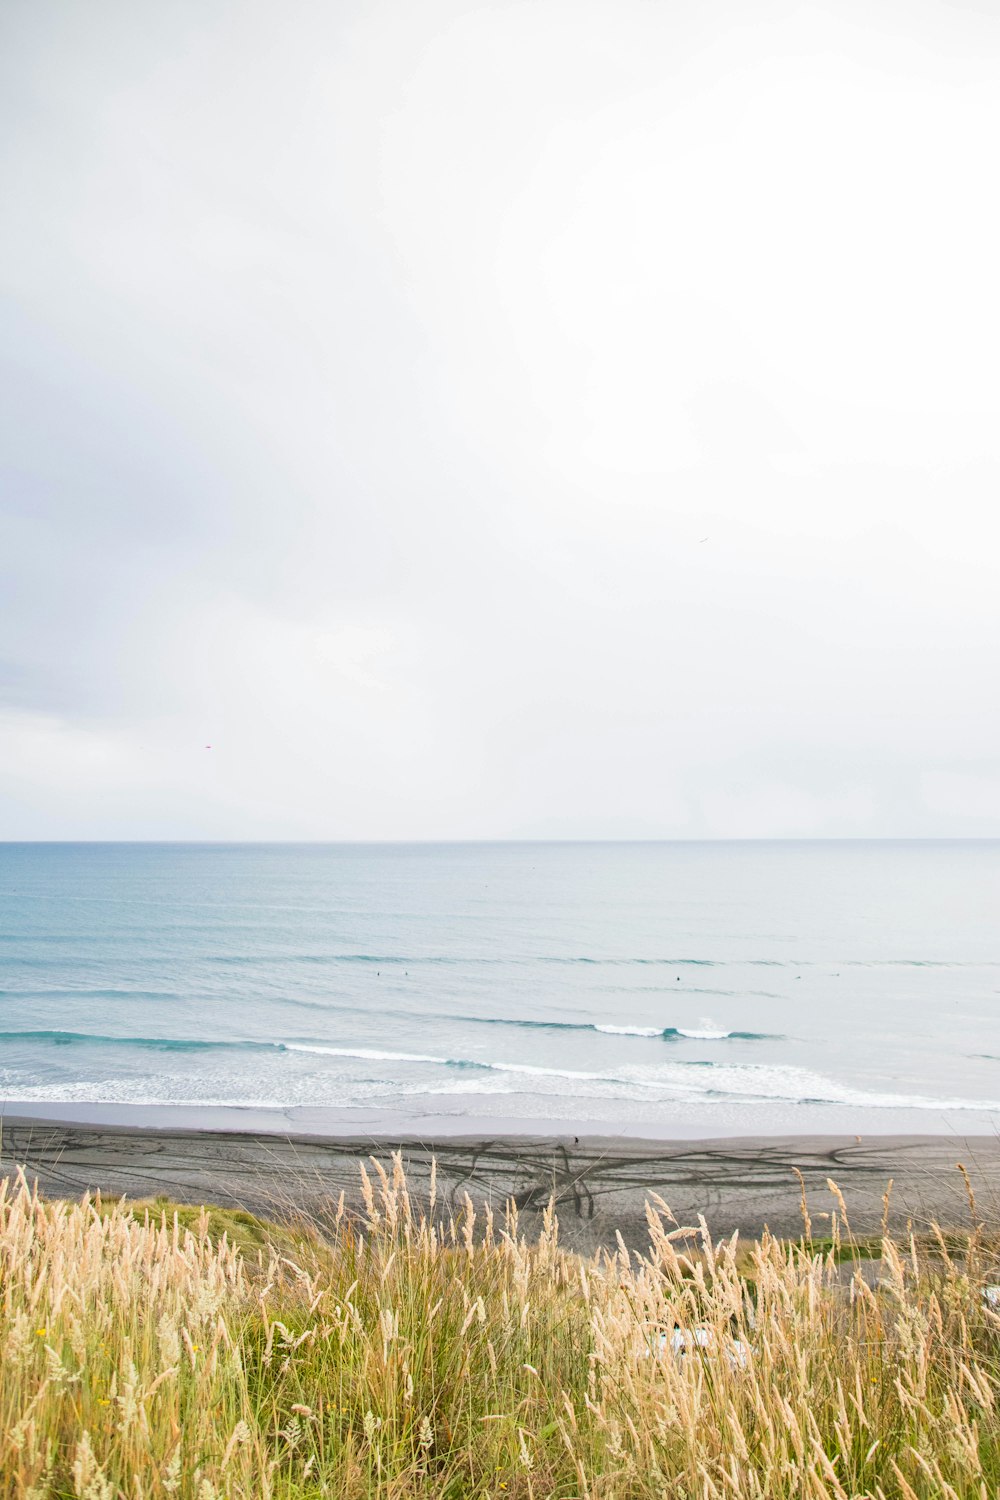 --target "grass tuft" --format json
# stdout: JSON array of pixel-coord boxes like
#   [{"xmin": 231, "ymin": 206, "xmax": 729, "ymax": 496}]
[{"xmin": 1, "ymin": 1159, "xmax": 998, "ymax": 1497}]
